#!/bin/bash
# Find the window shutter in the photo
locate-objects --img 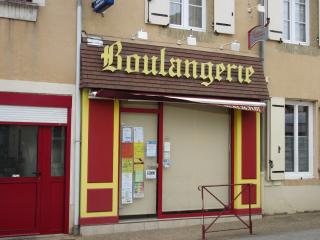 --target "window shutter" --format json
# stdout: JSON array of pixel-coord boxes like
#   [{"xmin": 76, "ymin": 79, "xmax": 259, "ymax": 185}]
[
  {"xmin": 0, "ymin": 105, "xmax": 67, "ymax": 124},
  {"xmin": 214, "ymin": 0, "xmax": 235, "ymax": 34},
  {"xmin": 268, "ymin": 97, "xmax": 285, "ymax": 180},
  {"xmin": 267, "ymin": 0, "xmax": 283, "ymax": 41},
  {"xmin": 145, "ymin": 0, "xmax": 169, "ymax": 26}
]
